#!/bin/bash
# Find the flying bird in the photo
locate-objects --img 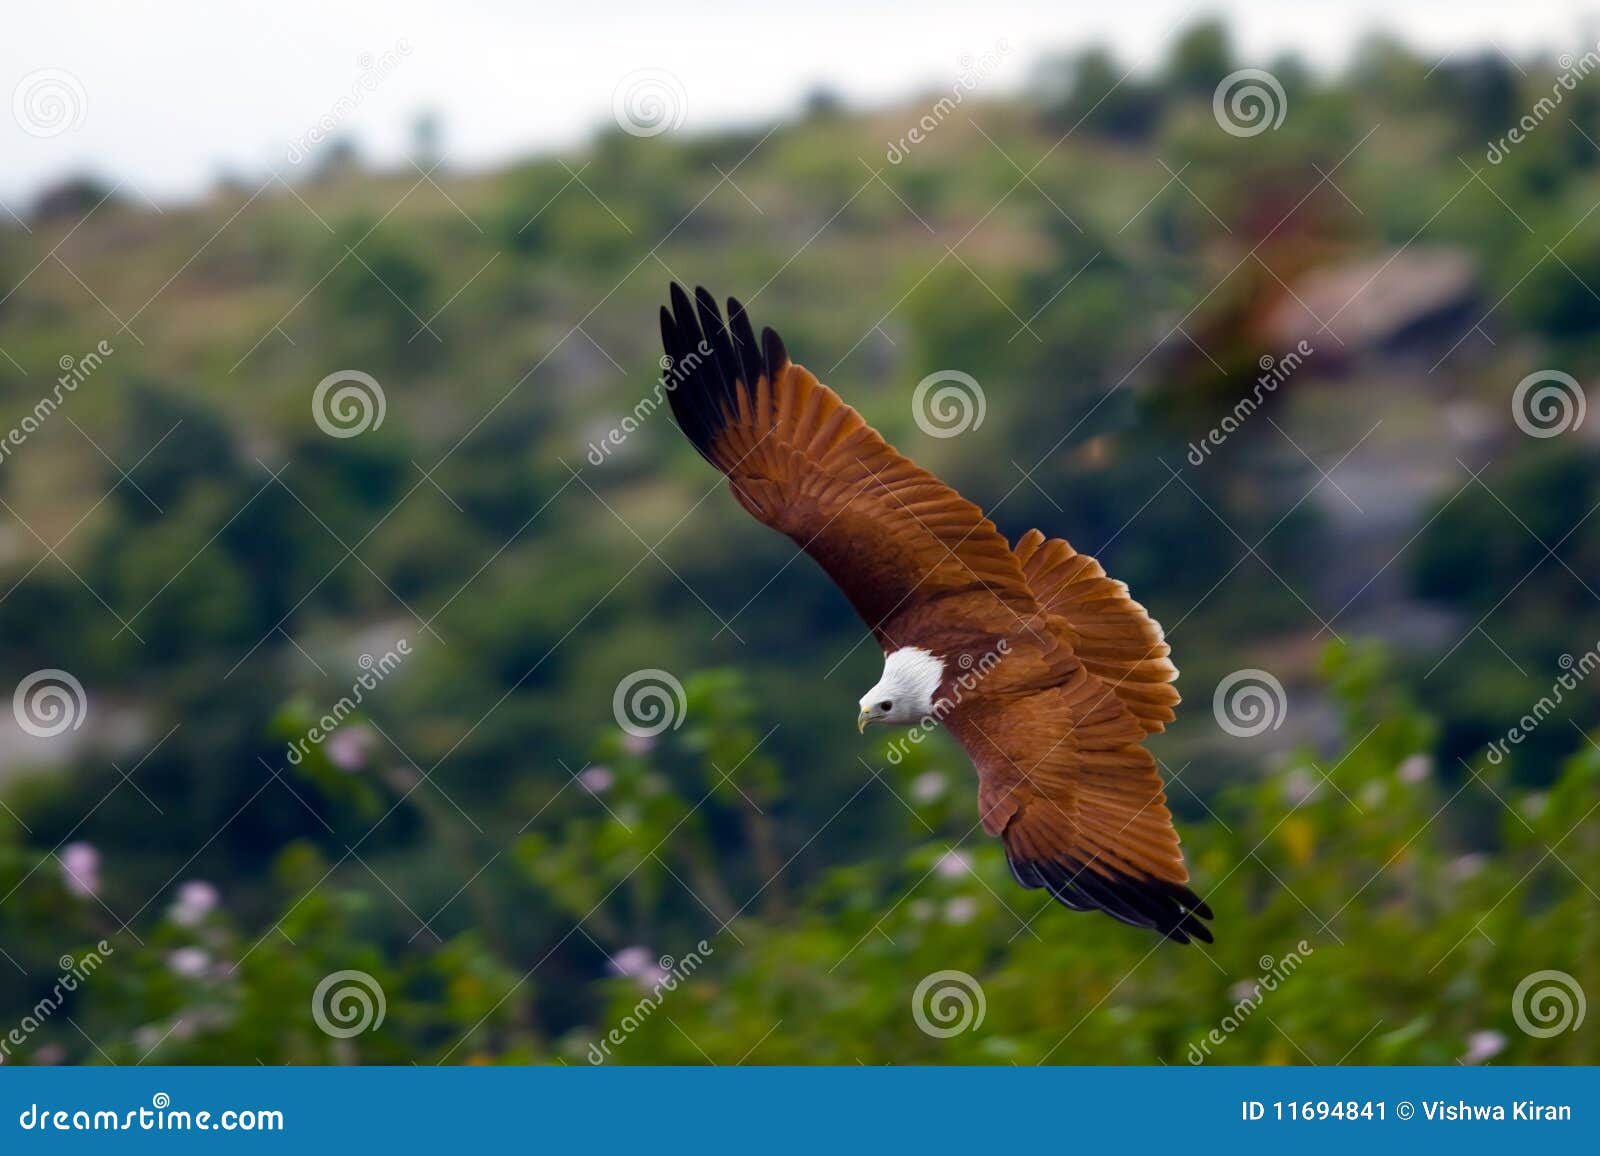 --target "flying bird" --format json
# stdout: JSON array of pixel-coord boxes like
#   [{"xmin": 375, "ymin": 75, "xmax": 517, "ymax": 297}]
[{"xmin": 658, "ymin": 284, "xmax": 1212, "ymax": 945}]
